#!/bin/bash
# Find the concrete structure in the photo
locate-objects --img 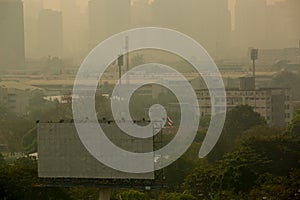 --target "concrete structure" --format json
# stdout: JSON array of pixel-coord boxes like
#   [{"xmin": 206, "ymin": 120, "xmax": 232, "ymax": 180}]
[
  {"xmin": 196, "ymin": 87, "xmax": 293, "ymax": 127},
  {"xmin": 23, "ymin": 0, "xmax": 43, "ymax": 59},
  {"xmin": 60, "ymin": 0, "xmax": 89, "ymax": 63},
  {"xmin": 117, "ymin": 72, "xmax": 293, "ymax": 126},
  {"xmin": 37, "ymin": 9, "xmax": 63, "ymax": 58},
  {"xmin": 38, "ymin": 122, "xmax": 154, "ymax": 179},
  {"xmin": 0, "ymin": 0, "xmax": 25, "ymax": 68},
  {"xmin": 0, "ymin": 81, "xmax": 41, "ymax": 116},
  {"xmin": 239, "ymin": 77, "xmax": 255, "ymax": 90}
]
